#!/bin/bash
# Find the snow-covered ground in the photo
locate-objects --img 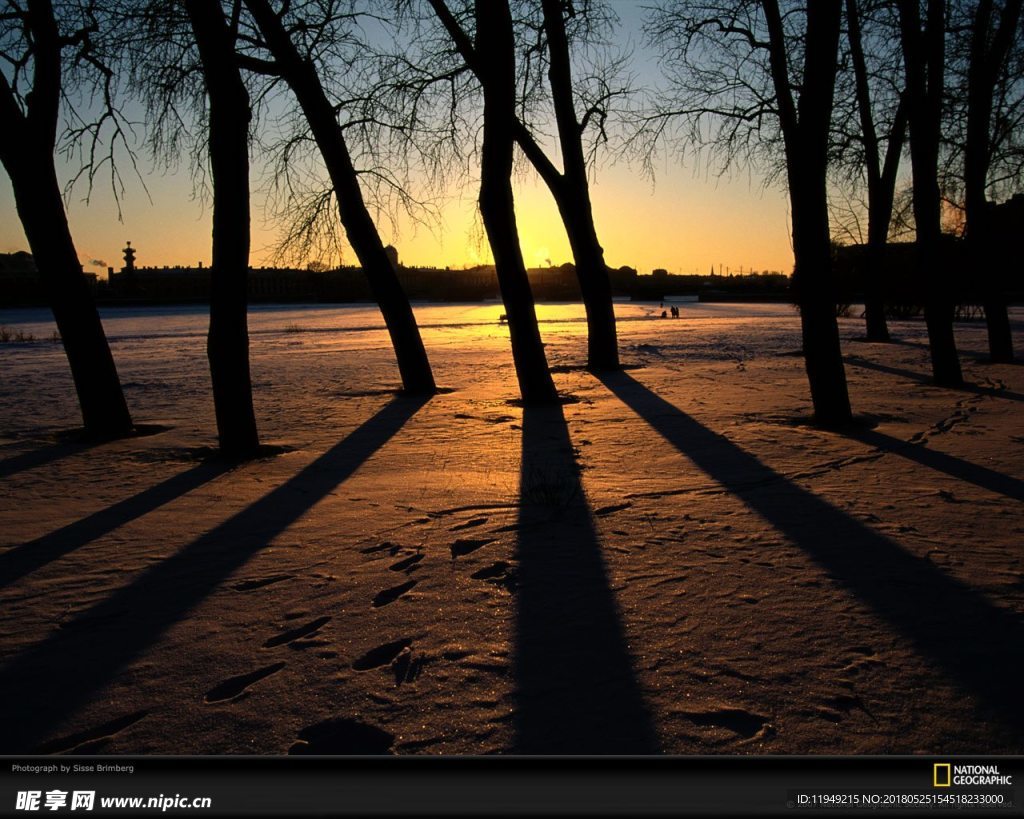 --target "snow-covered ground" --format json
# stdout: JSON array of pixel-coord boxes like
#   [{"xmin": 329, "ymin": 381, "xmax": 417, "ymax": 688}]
[{"xmin": 1, "ymin": 302, "xmax": 1022, "ymax": 754}]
